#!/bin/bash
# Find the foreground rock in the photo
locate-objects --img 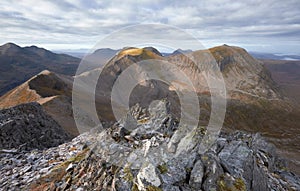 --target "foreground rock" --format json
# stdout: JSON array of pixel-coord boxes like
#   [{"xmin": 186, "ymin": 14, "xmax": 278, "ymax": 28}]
[
  {"xmin": 0, "ymin": 100, "xmax": 299, "ymax": 190},
  {"xmin": 0, "ymin": 130, "xmax": 92, "ymax": 190},
  {"xmin": 0, "ymin": 102, "xmax": 71, "ymax": 151}
]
